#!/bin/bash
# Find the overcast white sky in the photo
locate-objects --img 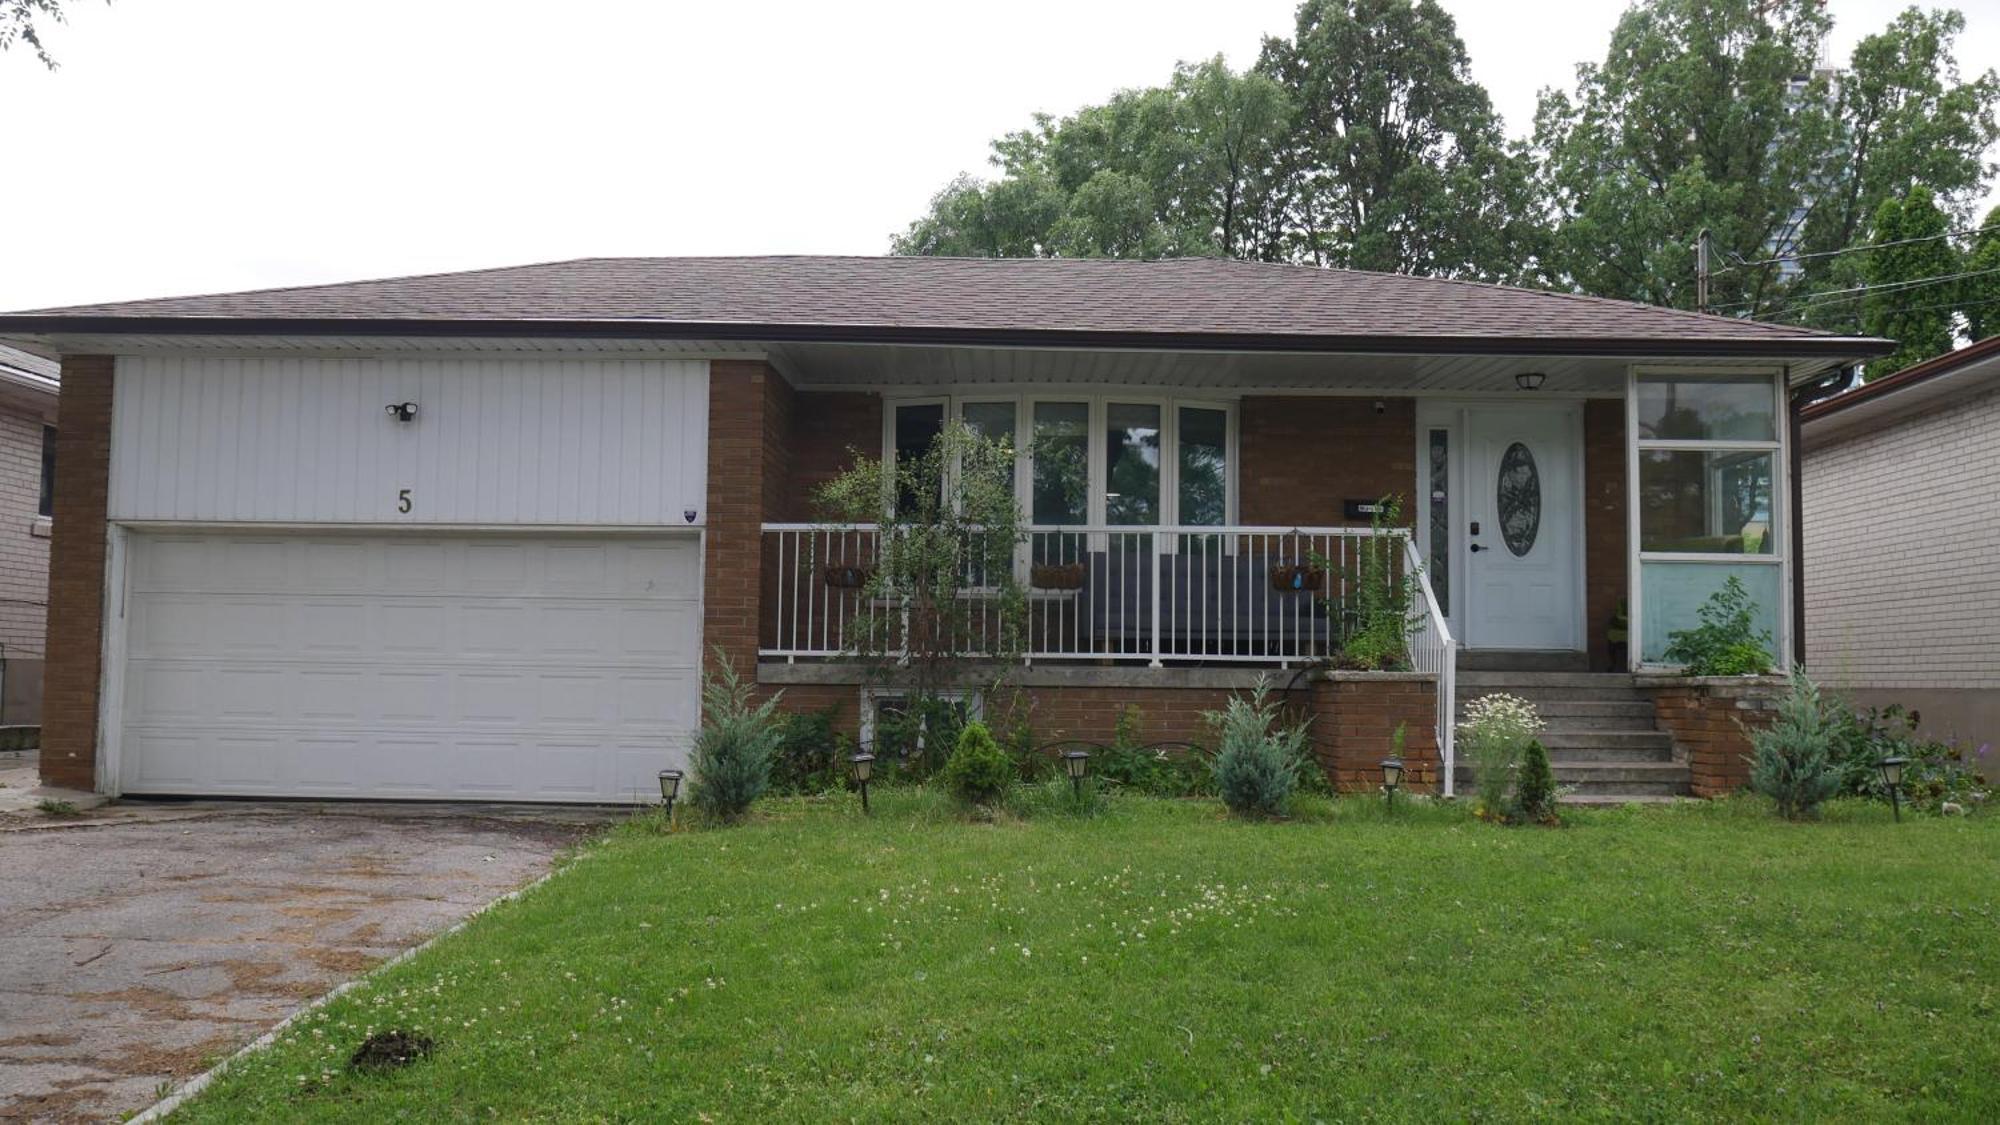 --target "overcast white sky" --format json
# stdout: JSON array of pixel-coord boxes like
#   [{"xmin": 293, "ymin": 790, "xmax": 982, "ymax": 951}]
[{"xmin": 3, "ymin": 0, "xmax": 1995, "ymax": 310}]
